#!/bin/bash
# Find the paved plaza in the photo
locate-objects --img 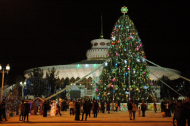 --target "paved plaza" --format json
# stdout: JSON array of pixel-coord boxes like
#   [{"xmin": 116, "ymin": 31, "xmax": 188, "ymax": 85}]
[{"xmin": 0, "ymin": 110, "xmax": 176, "ymax": 126}]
